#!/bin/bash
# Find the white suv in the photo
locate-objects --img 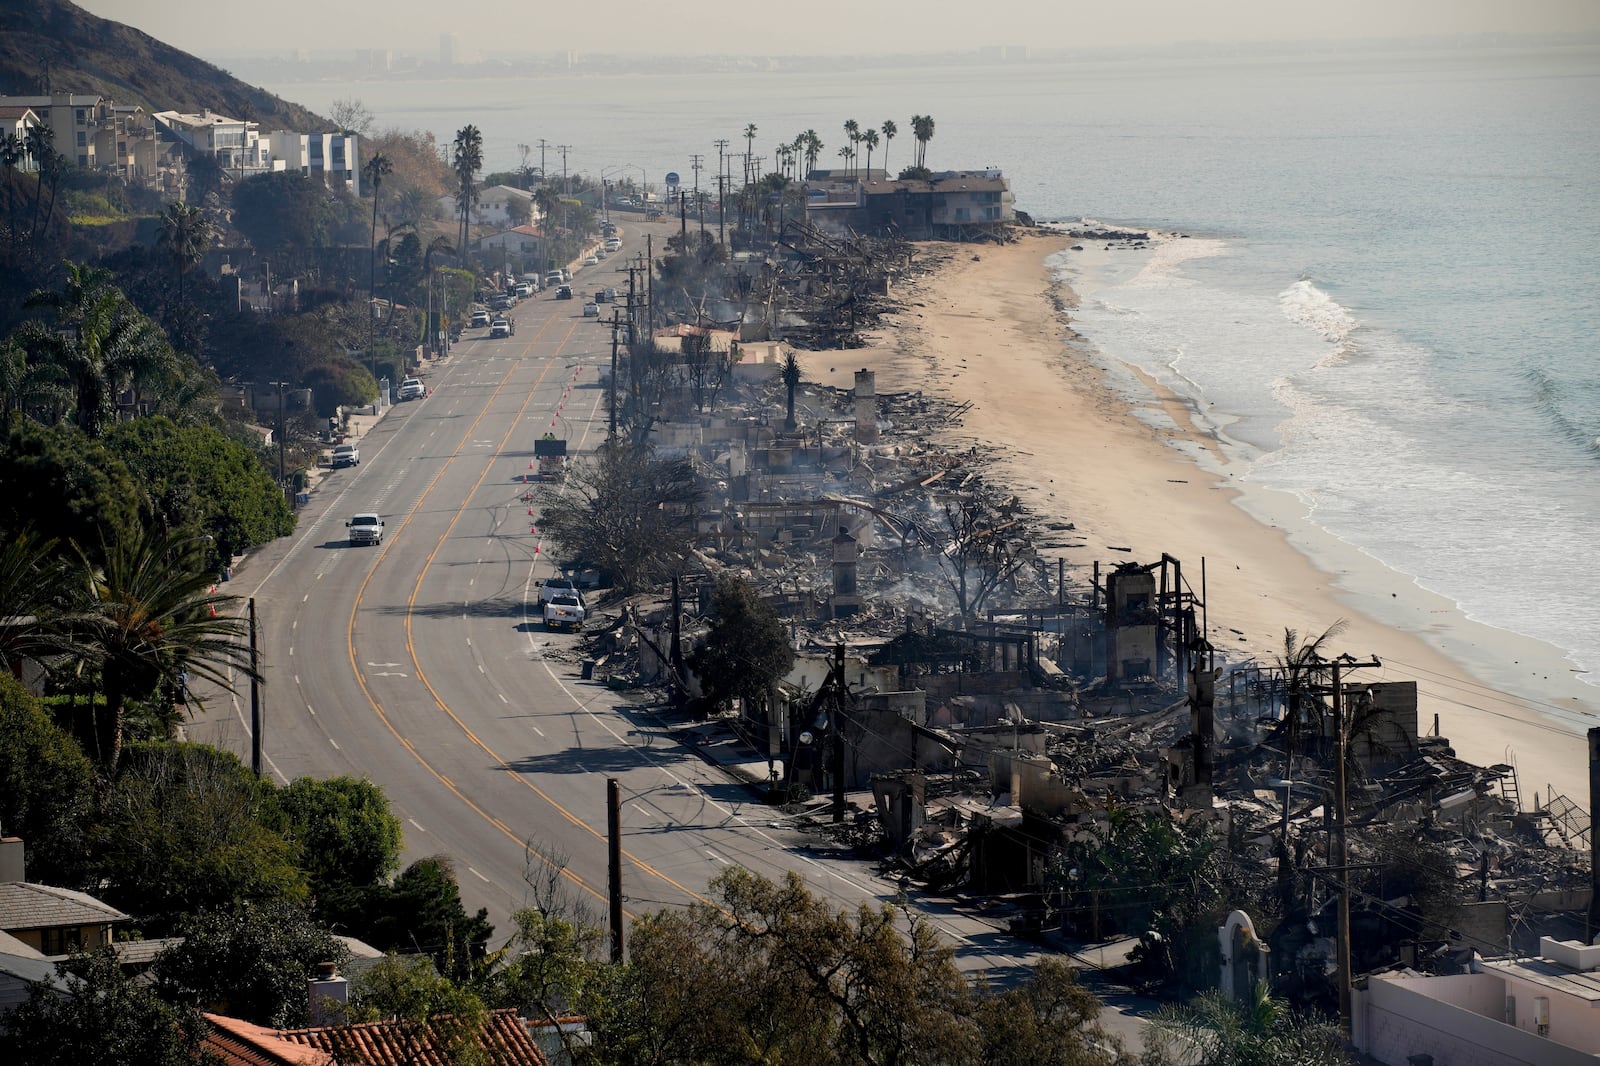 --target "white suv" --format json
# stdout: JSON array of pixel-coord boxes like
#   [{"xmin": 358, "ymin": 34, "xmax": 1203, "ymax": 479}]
[{"xmin": 398, "ymin": 378, "xmax": 425, "ymax": 401}]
